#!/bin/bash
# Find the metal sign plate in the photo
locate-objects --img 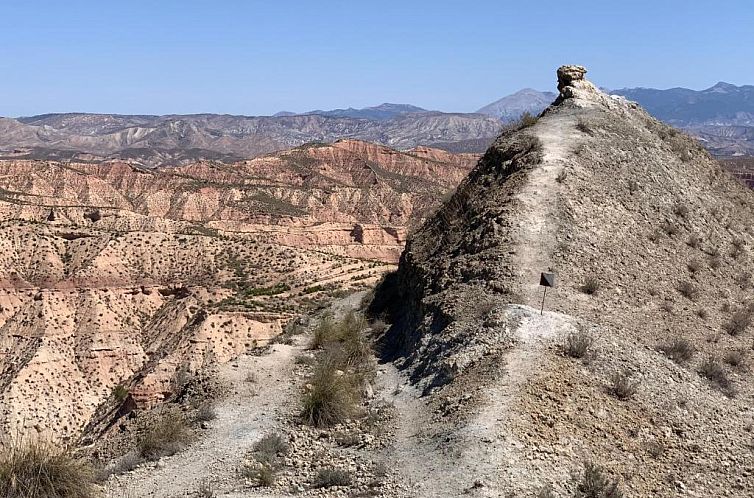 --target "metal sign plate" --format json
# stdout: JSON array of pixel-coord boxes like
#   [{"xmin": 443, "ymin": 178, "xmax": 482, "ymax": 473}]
[{"xmin": 540, "ymin": 272, "xmax": 556, "ymax": 288}]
